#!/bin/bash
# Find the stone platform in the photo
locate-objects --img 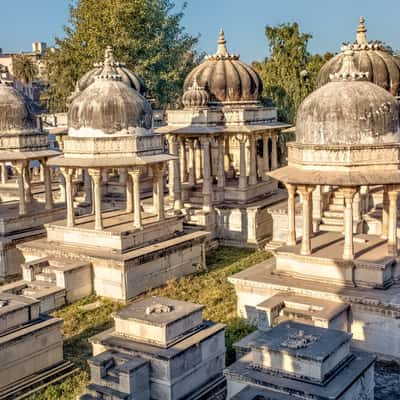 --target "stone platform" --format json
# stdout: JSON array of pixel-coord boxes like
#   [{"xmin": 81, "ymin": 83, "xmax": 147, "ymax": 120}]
[
  {"xmin": 229, "ymin": 257, "xmax": 400, "ymax": 361},
  {"xmin": 18, "ymin": 210, "xmax": 209, "ymax": 301},
  {"xmin": 226, "ymin": 322, "xmax": 375, "ymax": 400}
]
